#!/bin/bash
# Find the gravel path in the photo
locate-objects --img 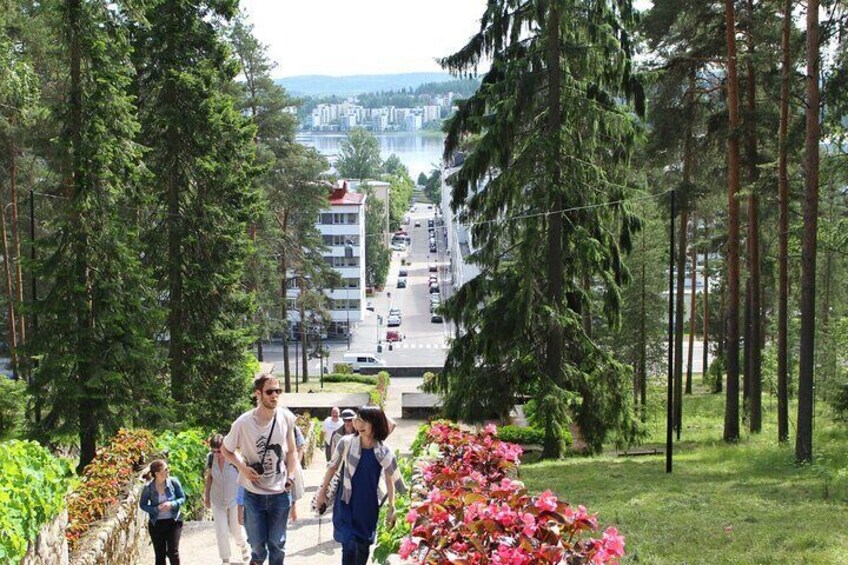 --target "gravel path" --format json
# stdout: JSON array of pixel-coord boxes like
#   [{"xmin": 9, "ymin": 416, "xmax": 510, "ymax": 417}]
[{"xmin": 137, "ymin": 380, "xmax": 423, "ymax": 565}]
